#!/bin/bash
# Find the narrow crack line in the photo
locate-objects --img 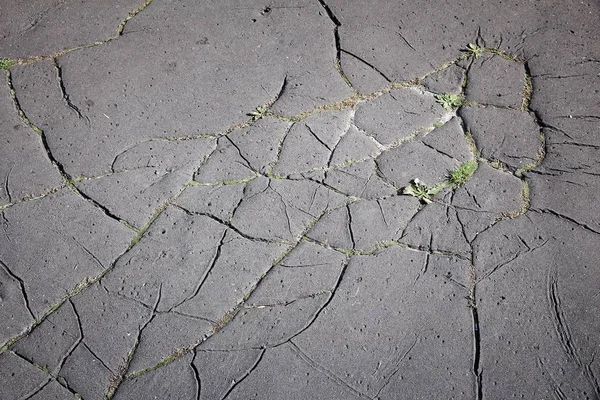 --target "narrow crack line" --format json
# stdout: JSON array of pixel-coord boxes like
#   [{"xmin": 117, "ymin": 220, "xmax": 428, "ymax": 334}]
[
  {"xmin": 69, "ymin": 235, "xmax": 106, "ymax": 270},
  {"xmin": 172, "ymin": 203, "xmax": 291, "ymax": 245},
  {"xmin": 374, "ymin": 336, "xmax": 418, "ymax": 398},
  {"xmin": 288, "ymin": 340, "xmax": 373, "ymax": 399},
  {"xmin": 532, "ymin": 208, "xmax": 600, "ymax": 236},
  {"xmin": 19, "ymin": 379, "xmax": 52, "ymax": 400},
  {"xmin": 537, "ymin": 357, "xmax": 567, "ymax": 400},
  {"xmin": 52, "ymin": 58, "xmax": 88, "ymax": 122},
  {"xmin": 220, "ymin": 348, "xmax": 266, "ymax": 400},
  {"xmin": 4, "ymin": 166, "xmax": 13, "ymax": 204},
  {"xmin": 376, "ymin": 199, "xmax": 388, "ymax": 226},
  {"xmin": 267, "ymin": 121, "xmax": 295, "ymax": 175},
  {"xmin": 224, "ymin": 136, "xmax": 255, "ymax": 171},
  {"xmin": 0, "ymin": 258, "xmax": 35, "ymax": 319},
  {"xmin": 172, "ymin": 228, "xmax": 228, "ymax": 310},
  {"xmin": 269, "ymin": 182, "xmax": 294, "ymax": 237},
  {"xmin": 285, "ymin": 256, "xmax": 351, "ymax": 342},
  {"xmin": 305, "ymin": 123, "xmax": 332, "ymax": 151},
  {"xmin": 190, "ymin": 351, "xmax": 202, "ymax": 400},
  {"xmin": 107, "ymin": 284, "xmax": 162, "ymax": 399},
  {"xmin": 547, "ymin": 273, "xmax": 578, "ymax": 363},
  {"xmin": 346, "ymin": 204, "xmax": 356, "ymax": 250},
  {"xmin": 50, "ymin": 300, "xmax": 84, "ymax": 378},
  {"xmin": 420, "ymin": 140, "xmax": 459, "ymax": 162},
  {"xmin": 315, "ymin": 0, "xmax": 341, "ymax": 26},
  {"xmin": 80, "ymin": 341, "xmax": 113, "ymax": 374},
  {"xmin": 245, "ymin": 291, "xmax": 329, "ymax": 308},
  {"xmin": 340, "ymin": 48, "xmax": 392, "ymax": 82},
  {"xmin": 471, "ymin": 306, "xmax": 483, "ymax": 400}
]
